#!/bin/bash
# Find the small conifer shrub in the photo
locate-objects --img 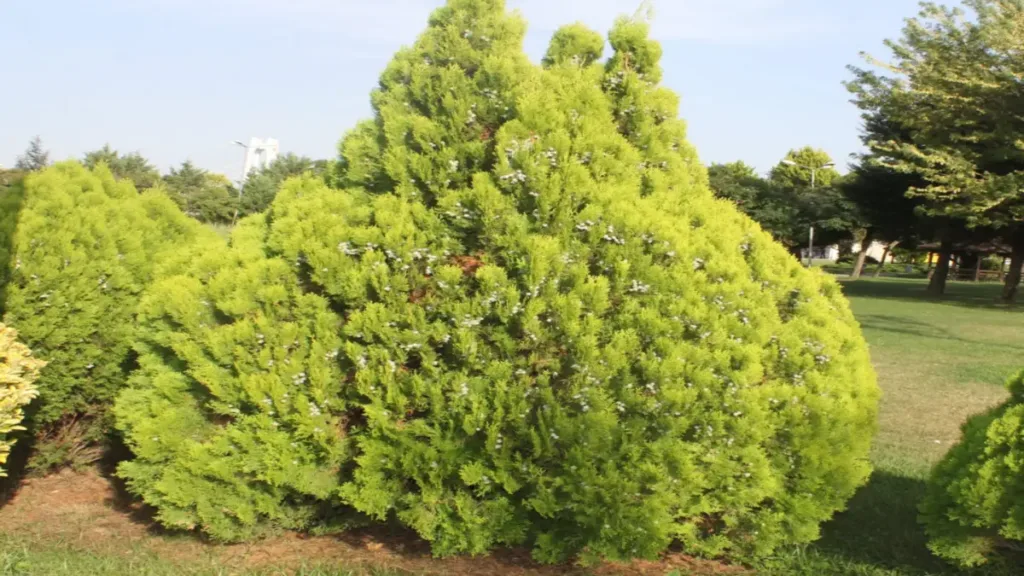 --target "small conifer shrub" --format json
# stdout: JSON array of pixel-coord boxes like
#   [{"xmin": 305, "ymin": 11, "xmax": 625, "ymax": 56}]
[
  {"xmin": 920, "ymin": 370, "xmax": 1024, "ymax": 567},
  {"xmin": 116, "ymin": 0, "xmax": 878, "ymax": 563},
  {"xmin": 0, "ymin": 323, "xmax": 44, "ymax": 477},
  {"xmin": 3, "ymin": 162, "xmax": 213, "ymax": 470}
]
